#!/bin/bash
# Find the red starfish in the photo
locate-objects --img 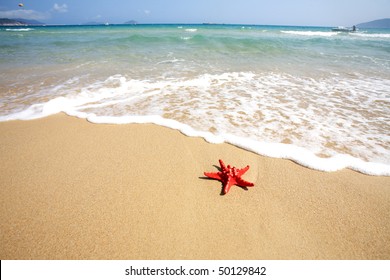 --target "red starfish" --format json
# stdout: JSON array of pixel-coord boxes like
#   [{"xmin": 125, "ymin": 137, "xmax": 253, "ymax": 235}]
[{"xmin": 204, "ymin": 159, "xmax": 254, "ymax": 195}]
